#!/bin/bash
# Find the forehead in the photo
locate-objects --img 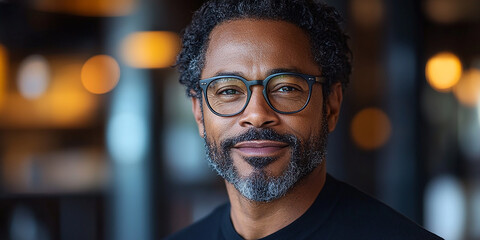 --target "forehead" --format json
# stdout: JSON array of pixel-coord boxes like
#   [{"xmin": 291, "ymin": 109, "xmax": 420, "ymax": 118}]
[{"xmin": 202, "ymin": 19, "xmax": 318, "ymax": 78}]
